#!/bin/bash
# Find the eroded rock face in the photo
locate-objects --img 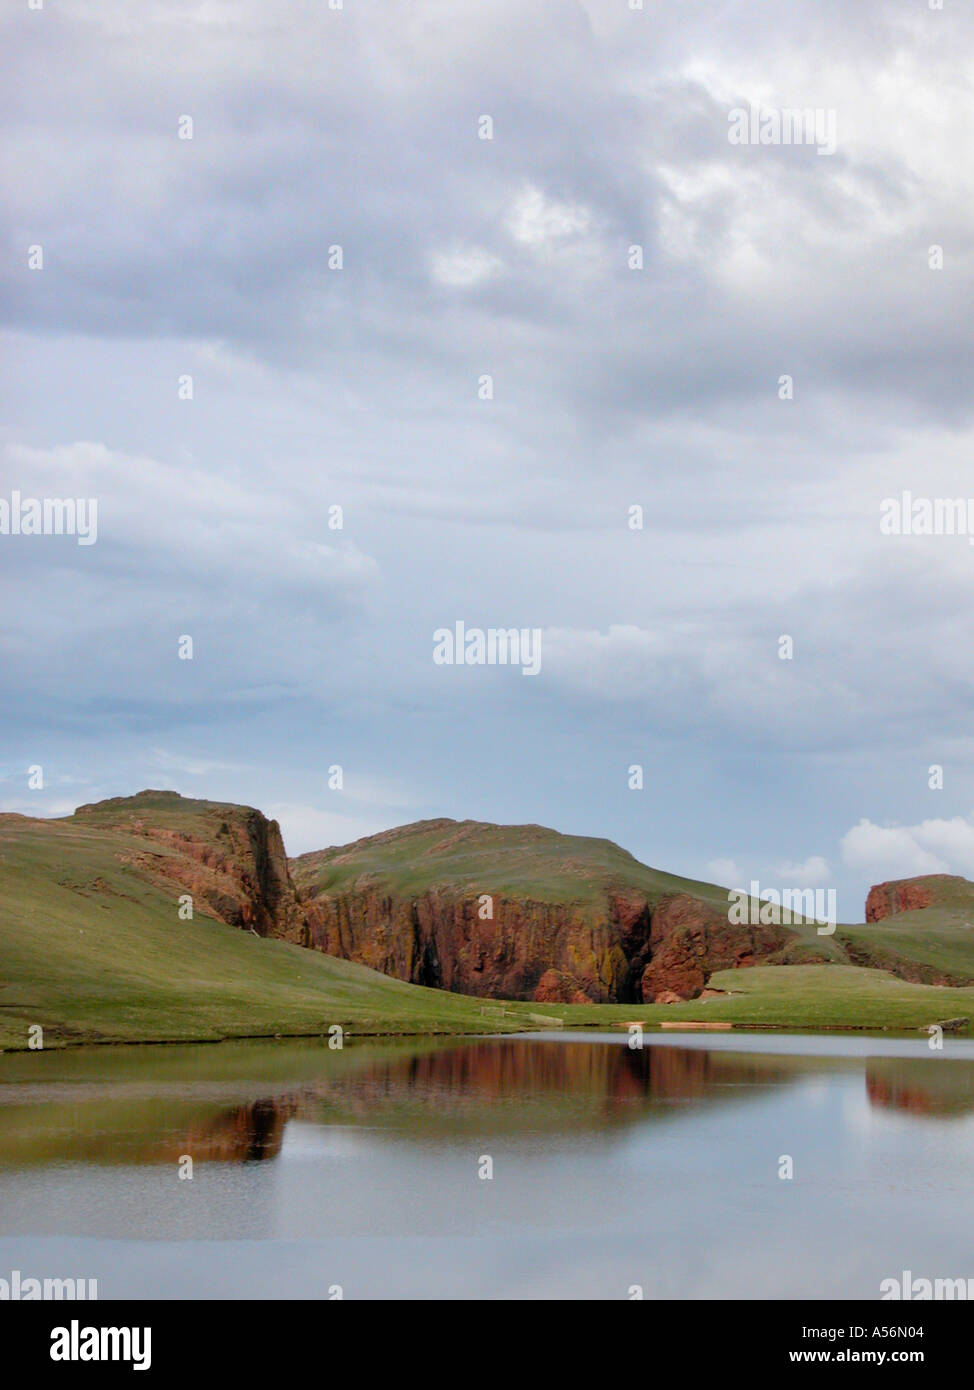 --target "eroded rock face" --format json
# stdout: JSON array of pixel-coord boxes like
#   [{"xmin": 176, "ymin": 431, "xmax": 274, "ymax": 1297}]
[
  {"xmin": 76, "ymin": 792, "xmax": 306, "ymax": 939},
  {"xmin": 865, "ymin": 879, "xmax": 933, "ymax": 922},
  {"xmin": 300, "ymin": 883, "xmax": 793, "ymax": 1004},
  {"xmin": 533, "ymin": 970, "xmax": 593, "ymax": 1005},
  {"xmin": 128, "ymin": 813, "xmax": 305, "ymax": 937},
  {"xmin": 638, "ymin": 893, "xmax": 792, "ymax": 1004},
  {"xmin": 301, "ymin": 888, "xmax": 636, "ymax": 1002},
  {"xmin": 74, "ymin": 796, "xmax": 796, "ymax": 1003}
]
